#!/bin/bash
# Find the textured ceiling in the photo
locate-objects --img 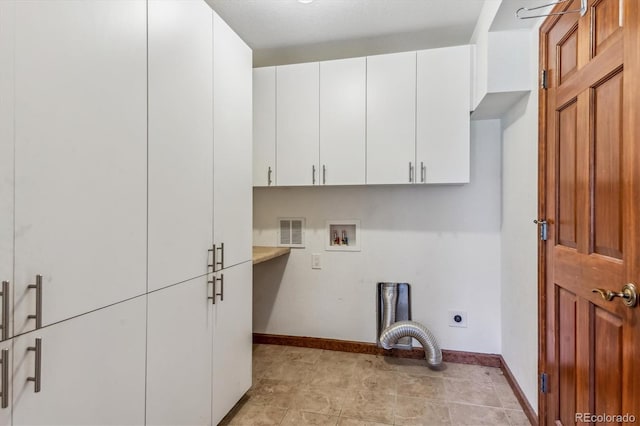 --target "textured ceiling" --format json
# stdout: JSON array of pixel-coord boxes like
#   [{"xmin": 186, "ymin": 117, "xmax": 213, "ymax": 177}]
[{"xmin": 206, "ymin": 0, "xmax": 488, "ymax": 67}]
